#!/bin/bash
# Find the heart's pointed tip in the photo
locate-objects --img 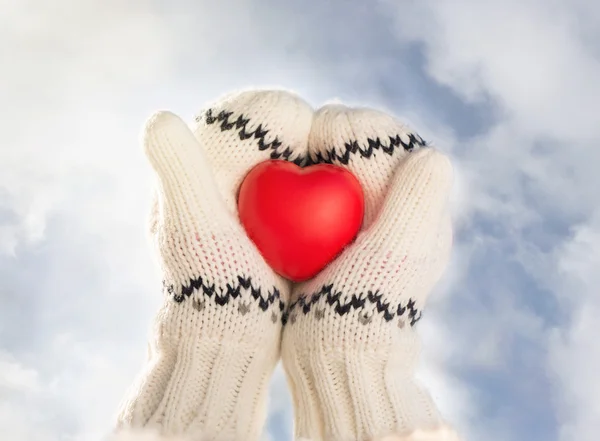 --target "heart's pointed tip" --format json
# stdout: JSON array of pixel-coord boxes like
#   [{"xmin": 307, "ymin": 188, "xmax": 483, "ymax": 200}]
[
  {"xmin": 282, "ymin": 271, "xmax": 320, "ymax": 284},
  {"xmin": 289, "ymin": 275, "xmax": 311, "ymax": 283}
]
